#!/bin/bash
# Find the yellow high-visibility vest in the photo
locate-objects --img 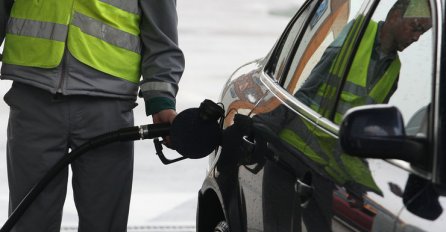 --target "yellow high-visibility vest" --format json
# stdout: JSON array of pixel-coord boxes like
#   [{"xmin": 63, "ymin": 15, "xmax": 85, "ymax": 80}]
[{"xmin": 3, "ymin": 0, "xmax": 141, "ymax": 83}]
